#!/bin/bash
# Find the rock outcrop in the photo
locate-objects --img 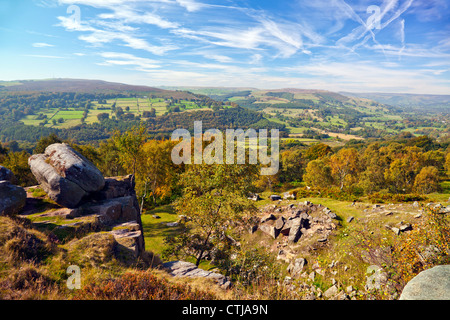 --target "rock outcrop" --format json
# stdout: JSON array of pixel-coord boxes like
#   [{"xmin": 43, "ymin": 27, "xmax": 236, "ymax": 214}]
[
  {"xmin": 0, "ymin": 180, "xmax": 27, "ymax": 216},
  {"xmin": 400, "ymin": 265, "xmax": 450, "ymax": 300},
  {"xmin": 256, "ymin": 202, "xmax": 338, "ymax": 245},
  {"xmin": 27, "ymin": 144, "xmax": 145, "ymax": 260},
  {"xmin": 28, "ymin": 143, "xmax": 104, "ymax": 208},
  {"xmin": 163, "ymin": 260, "xmax": 231, "ymax": 289}
]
